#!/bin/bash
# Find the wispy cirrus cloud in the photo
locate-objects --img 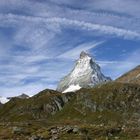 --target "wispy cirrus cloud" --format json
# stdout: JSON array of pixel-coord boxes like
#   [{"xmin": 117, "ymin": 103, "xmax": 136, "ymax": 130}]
[
  {"xmin": 0, "ymin": 0, "xmax": 140, "ymax": 96},
  {"xmin": 49, "ymin": 0, "xmax": 140, "ymax": 18},
  {"xmin": 0, "ymin": 14, "xmax": 140, "ymax": 40},
  {"xmin": 58, "ymin": 41, "xmax": 104, "ymax": 59}
]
